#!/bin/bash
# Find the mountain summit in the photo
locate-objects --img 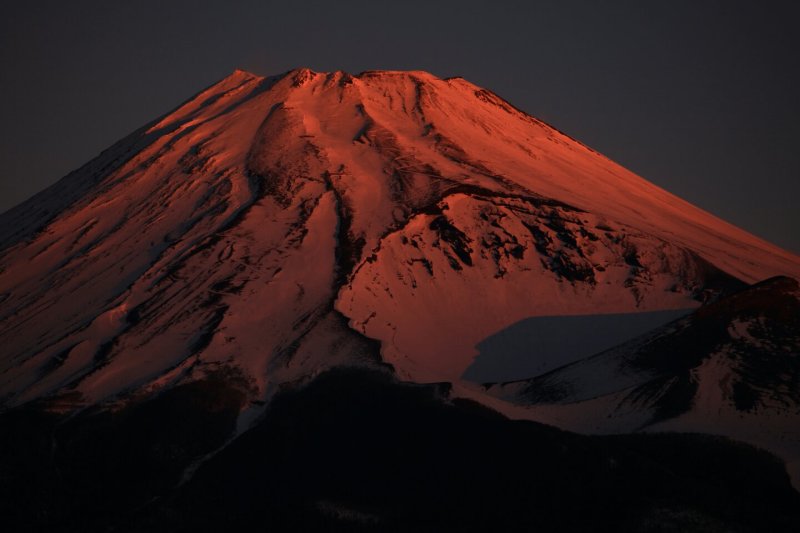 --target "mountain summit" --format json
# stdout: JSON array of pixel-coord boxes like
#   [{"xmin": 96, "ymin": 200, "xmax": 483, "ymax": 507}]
[
  {"xmin": 2, "ymin": 68, "xmax": 800, "ymax": 530},
  {"xmin": 1, "ymin": 67, "xmax": 796, "ymax": 405}
]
